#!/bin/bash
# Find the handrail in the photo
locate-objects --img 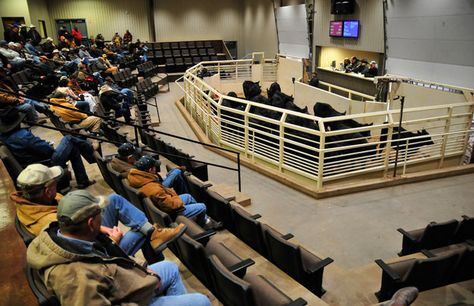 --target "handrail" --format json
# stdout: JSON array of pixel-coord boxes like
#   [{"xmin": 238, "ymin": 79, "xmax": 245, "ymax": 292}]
[{"xmin": 0, "ymin": 88, "xmax": 243, "ymax": 191}]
